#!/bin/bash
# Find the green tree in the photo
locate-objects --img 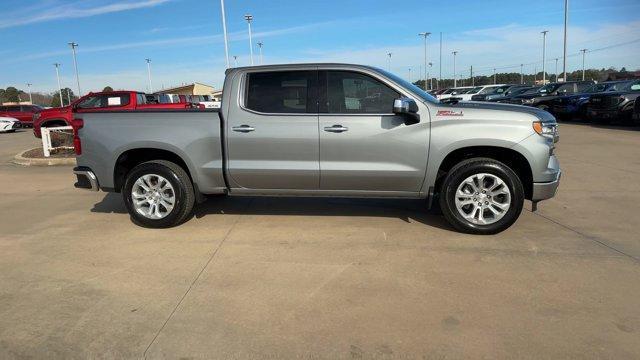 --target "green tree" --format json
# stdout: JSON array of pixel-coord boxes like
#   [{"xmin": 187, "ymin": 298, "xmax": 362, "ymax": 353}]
[
  {"xmin": 102, "ymin": 86, "xmax": 113, "ymax": 92},
  {"xmin": 3, "ymin": 87, "xmax": 21, "ymax": 102},
  {"xmin": 50, "ymin": 88, "xmax": 77, "ymax": 107}
]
